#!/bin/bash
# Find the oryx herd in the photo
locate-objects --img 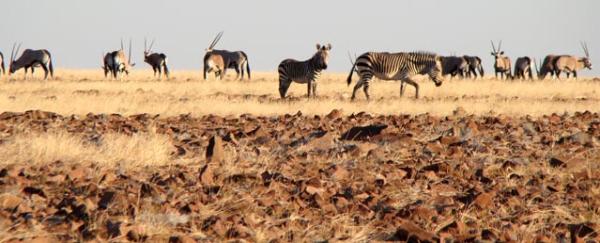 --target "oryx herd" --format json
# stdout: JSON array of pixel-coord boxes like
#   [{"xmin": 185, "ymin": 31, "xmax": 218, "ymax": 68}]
[{"xmin": 0, "ymin": 36, "xmax": 594, "ymax": 100}]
